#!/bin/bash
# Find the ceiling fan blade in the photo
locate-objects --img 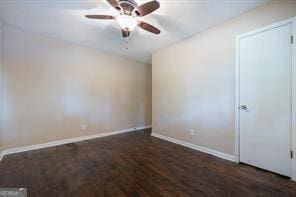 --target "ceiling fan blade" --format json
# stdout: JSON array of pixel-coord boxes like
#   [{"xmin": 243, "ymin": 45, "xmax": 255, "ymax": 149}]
[
  {"xmin": 122, "ymin": 29, "xmax": 130, "ymax": 38},
  {"xmin": 138, "ymin": 21, "xmax": 161, "ymax": 34},
  {"xmin": 85, "ymin": 15, "xmax": 115, "ymax": 20},
  {"xmin": 106, "ymin": 0, "xmax": 119, "ymax": 9},
  {"xmin": 136, "ymin": 1, "xmax": 160, "ymax": 16}
]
